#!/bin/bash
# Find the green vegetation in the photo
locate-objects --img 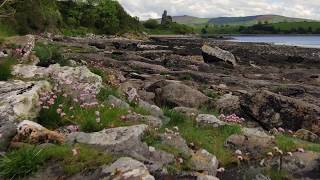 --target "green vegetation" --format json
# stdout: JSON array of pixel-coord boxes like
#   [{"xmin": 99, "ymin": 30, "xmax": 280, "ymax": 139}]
[
  {"xmin": 0, "ymin": 57, "xmax": 16, "ymax": 81},
  {"xmin": 97, "ymin": 86, "xmax": 123, "ymax": 101},
  {"xmin": 263, "ymin": 168, "xmax": 291, "ymax": 180},
  {"xmin": 143, "ymin": 19, "xmax": 194, "ymax": 35},
  {"xmin": 144, "ymin": 108, "xmax": 242, "ymax": 166},
  {"xmin": 37, "ymin": 94, "xmax": 130, "ymax": 132},
  {"xmin": 0, "ymin": 144, "xmax": 114, "ymax": 179},
  {"xmin": 34, "ymin": 42, "xmax": 69, "ymax": 67},
  {"xmin": 0, "ymin": 0, "xmax": 142, "ymax": 36},
  {"xmin": 275, "ymin": 135, "xmax": 320, "ymax": 153}
]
